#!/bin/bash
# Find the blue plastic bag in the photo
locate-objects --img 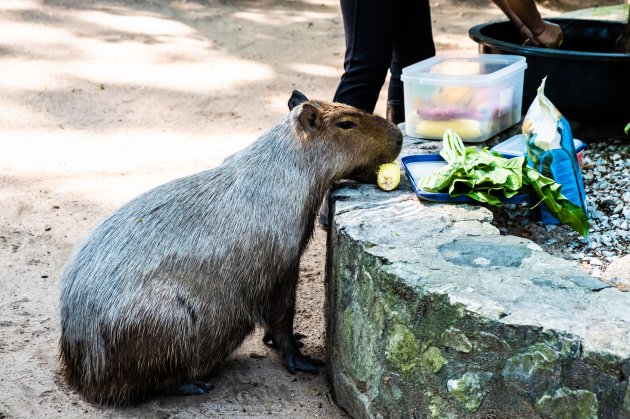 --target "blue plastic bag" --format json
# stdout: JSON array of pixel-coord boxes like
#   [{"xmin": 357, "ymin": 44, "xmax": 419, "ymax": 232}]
[{"xmin": 522, "ymin": 78, "xmax": 588, "ymax": 224}]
